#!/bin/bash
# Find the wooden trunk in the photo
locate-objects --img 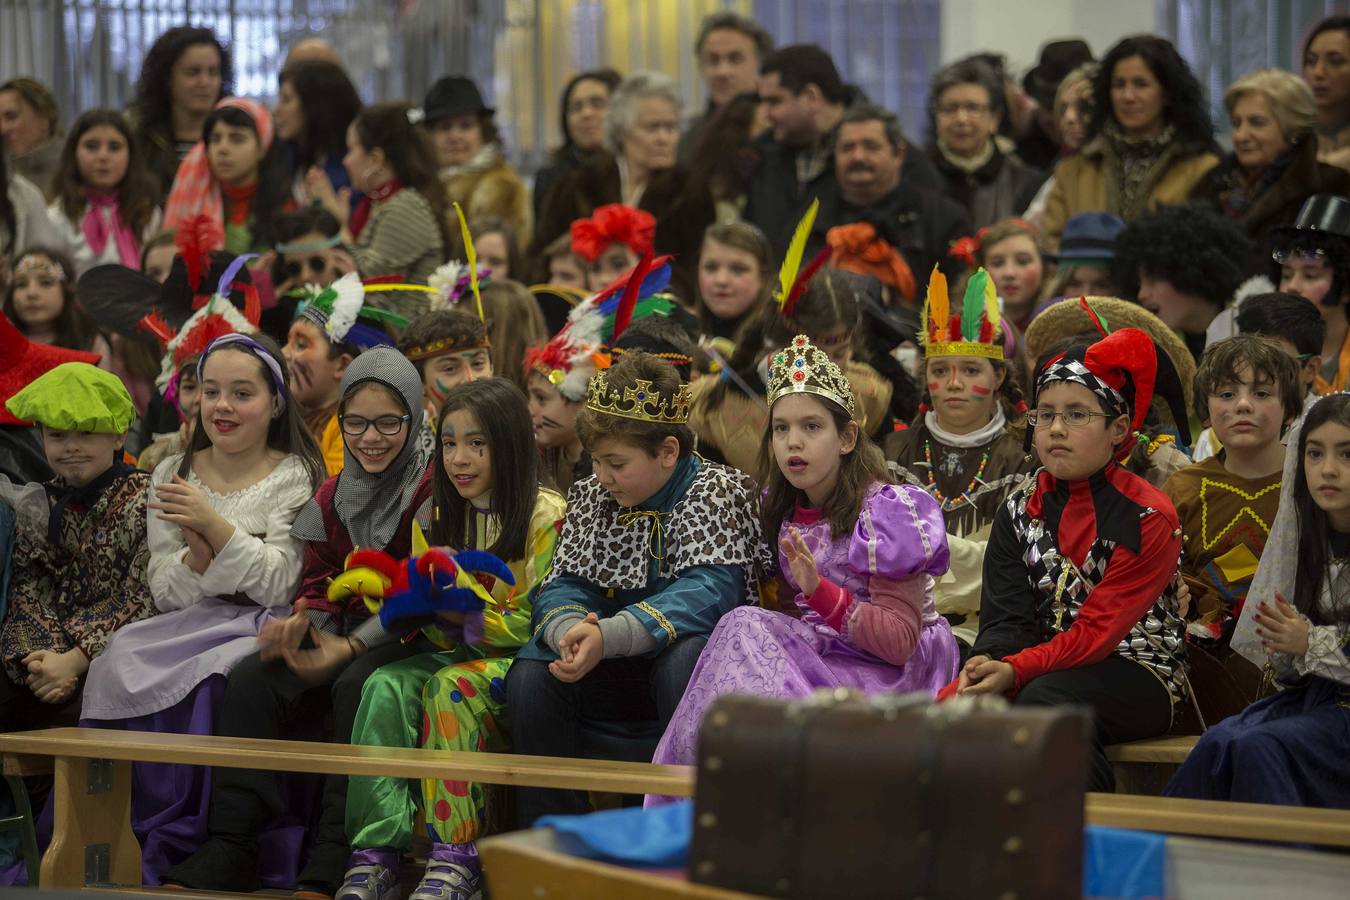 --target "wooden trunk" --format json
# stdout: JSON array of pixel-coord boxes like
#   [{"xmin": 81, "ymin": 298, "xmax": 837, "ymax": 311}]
[{"xmin": 687, "ymin": 691, "xmax": 1091, "ymax": 900}]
